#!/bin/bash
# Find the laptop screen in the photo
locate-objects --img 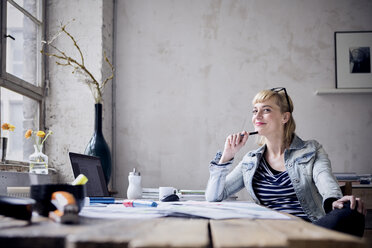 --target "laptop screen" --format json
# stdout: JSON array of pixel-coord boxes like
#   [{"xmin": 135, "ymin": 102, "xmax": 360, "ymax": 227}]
[{"xmin": 69, "ymin": 152, "xmax": 110, "ymax": 197}]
